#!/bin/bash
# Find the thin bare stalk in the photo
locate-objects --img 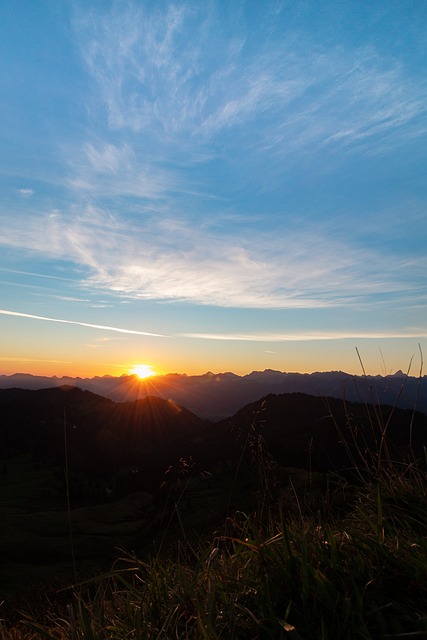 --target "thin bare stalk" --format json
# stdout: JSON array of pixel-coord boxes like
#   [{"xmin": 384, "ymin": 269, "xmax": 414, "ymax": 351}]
[
  {"xmin": 64, "ymin": 408, "xmax": 77, "ymax": 585},
  {"xmin": 409, "ymin": 344, "xmax": 424, "ymax": 448}
]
